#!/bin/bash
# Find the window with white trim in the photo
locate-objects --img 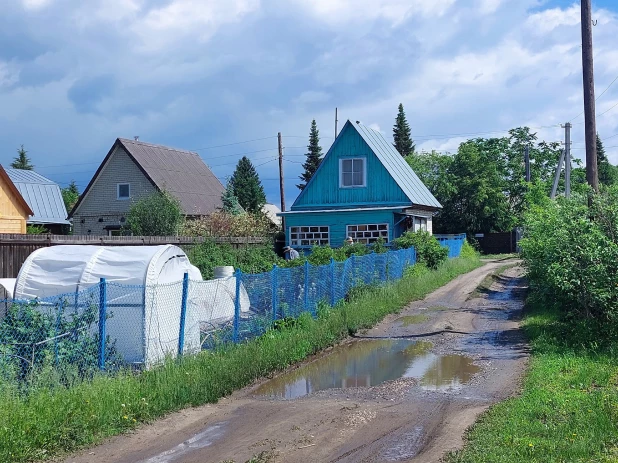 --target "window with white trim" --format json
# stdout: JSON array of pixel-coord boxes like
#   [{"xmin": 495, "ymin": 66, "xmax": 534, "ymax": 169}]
[
  {"xmin": 339, "ymin": 158, "xmax": 366, "ymax": 187},
  {"xmin": 347, "ymin": 224, "xmax": 389, "ymax": 244},
  {"xmin": 290, "ymin": 226, "xmax": 330, "ymax": 247},
  {"xmin": 117, "ymin": 183, "xmax": 130, "ymax": 200},
  {"xmin": 413, "ymin": 216, "xmax": 428, "ymax": 232}
]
